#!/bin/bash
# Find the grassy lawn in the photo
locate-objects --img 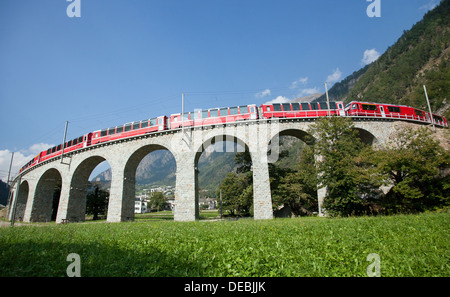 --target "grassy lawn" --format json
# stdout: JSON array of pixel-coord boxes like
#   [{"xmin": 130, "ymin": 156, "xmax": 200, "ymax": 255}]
[{"xmin": 0, "ymin": 211, "xmax": 448, "ymax": 277}]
